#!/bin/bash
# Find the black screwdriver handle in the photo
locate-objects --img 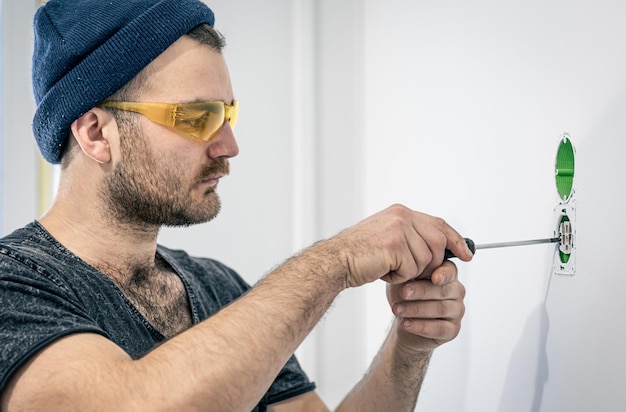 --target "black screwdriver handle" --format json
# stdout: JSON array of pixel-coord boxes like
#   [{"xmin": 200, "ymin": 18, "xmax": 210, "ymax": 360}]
[{"xmin": 444, "ymin": 238, "xmax": 475, "ymax": 260}]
